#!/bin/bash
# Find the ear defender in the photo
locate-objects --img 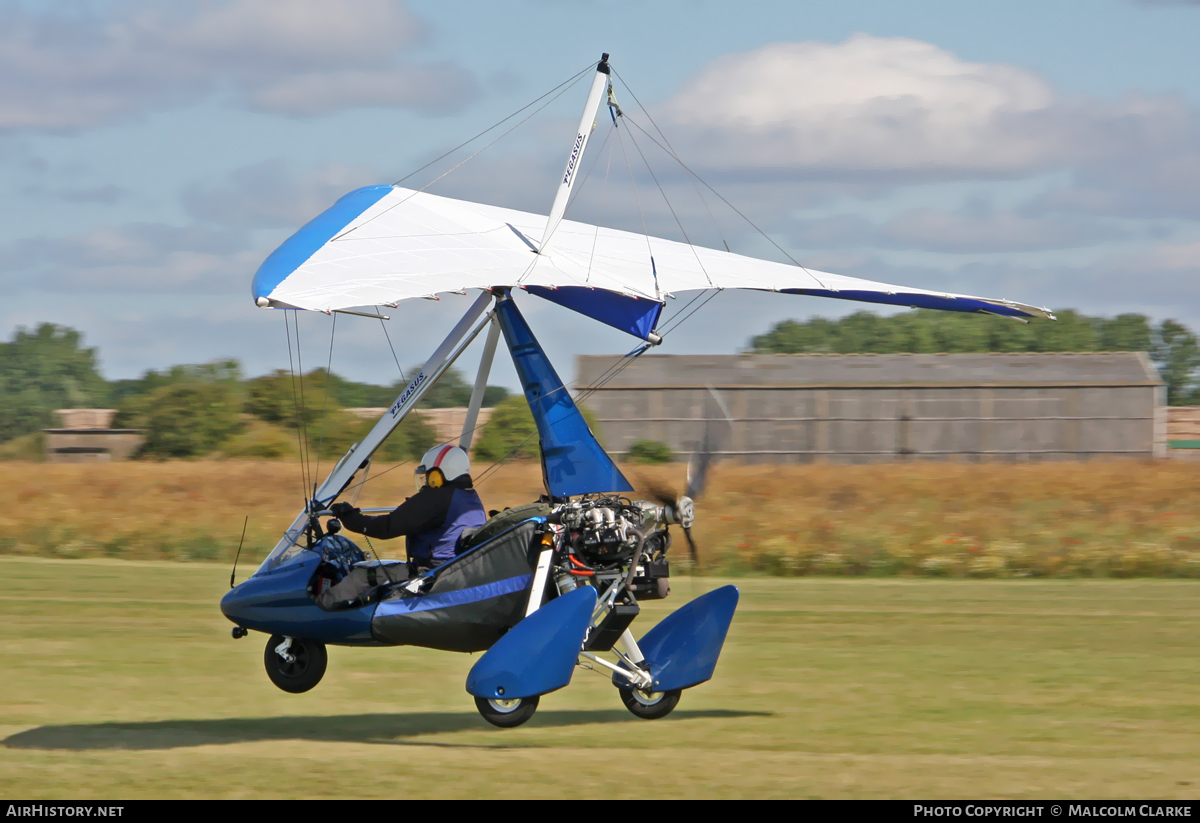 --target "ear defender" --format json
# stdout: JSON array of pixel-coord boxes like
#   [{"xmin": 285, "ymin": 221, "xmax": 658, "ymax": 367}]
[{"xmin": 427, "ymin": 468, "xmax": 445, "ymax": 488}]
